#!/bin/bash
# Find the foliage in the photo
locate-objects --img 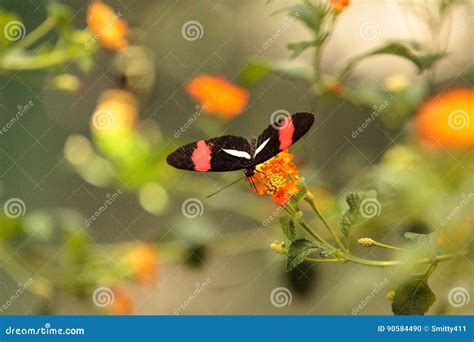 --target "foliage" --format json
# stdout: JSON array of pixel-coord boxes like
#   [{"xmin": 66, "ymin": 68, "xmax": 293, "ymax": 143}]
[
  {"xmin": 0, "ymin": 0, "xmax": 471, "ymax": 316},
  {"xmin": 392, "ymin": 274, "xmax": 436, "ymax": 315}
]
